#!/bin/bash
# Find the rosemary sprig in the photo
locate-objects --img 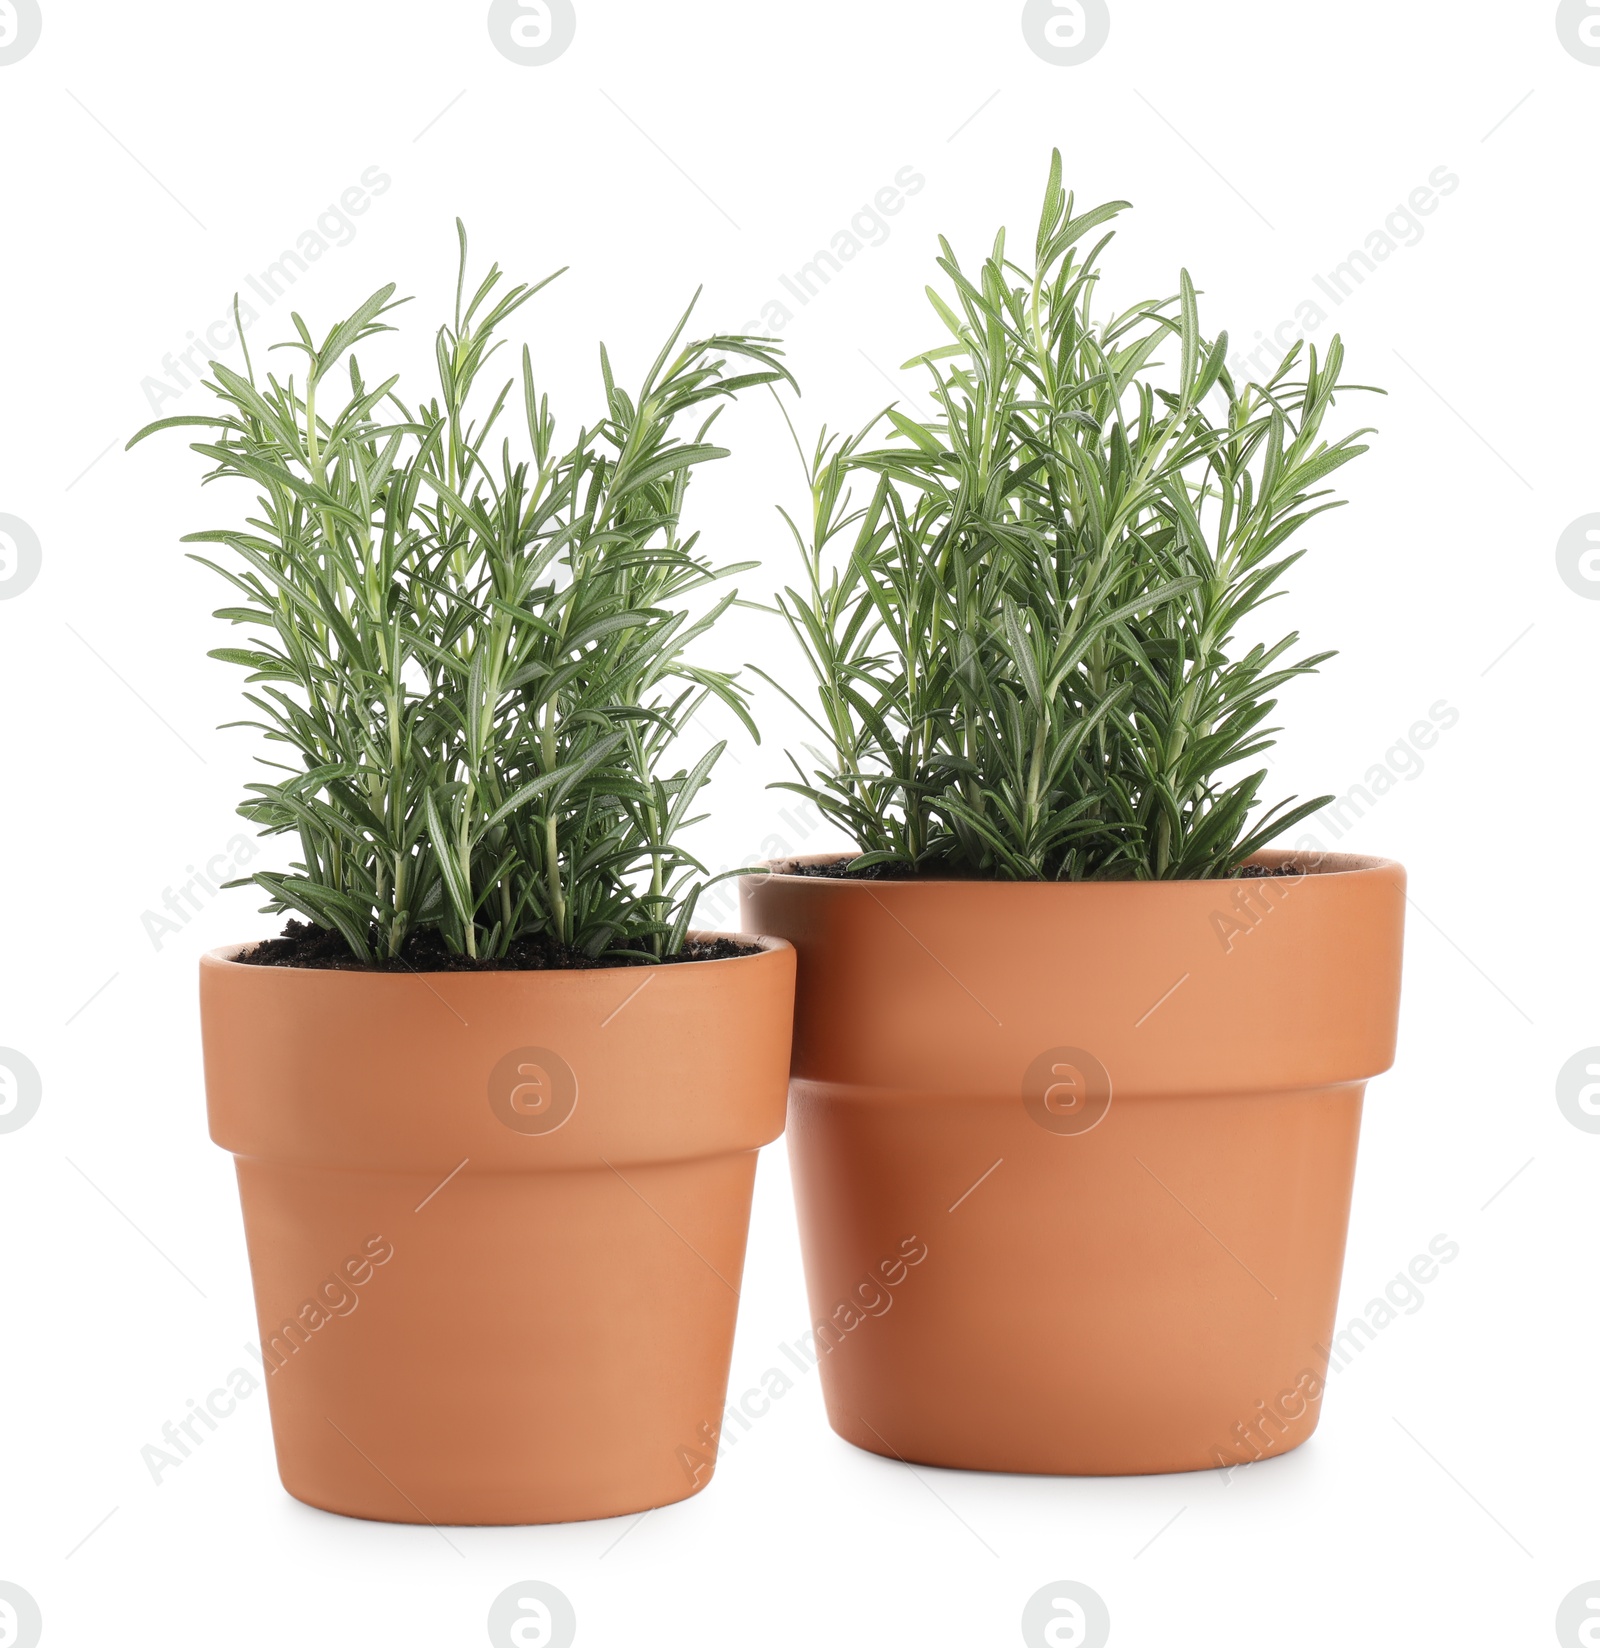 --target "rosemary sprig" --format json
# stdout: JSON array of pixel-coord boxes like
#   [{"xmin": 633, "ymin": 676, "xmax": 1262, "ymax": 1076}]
[
  {"xmin": 765, "ymin": 152, "xmax": 1377, "ymax": 880},
  {"xmin": 132, "ymin": 225, "xmax": 792, "ymax": 960}
]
